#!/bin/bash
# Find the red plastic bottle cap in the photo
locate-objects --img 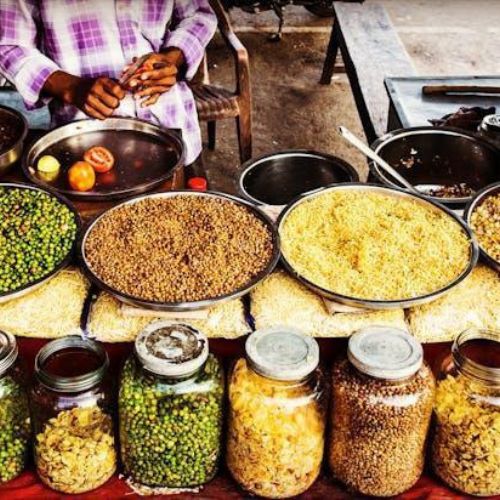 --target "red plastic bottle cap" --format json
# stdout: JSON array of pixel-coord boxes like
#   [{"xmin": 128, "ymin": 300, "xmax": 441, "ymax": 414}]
[{"xmin": 187, "ymin": 177, "xmax": 208, "ymax": 192}]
